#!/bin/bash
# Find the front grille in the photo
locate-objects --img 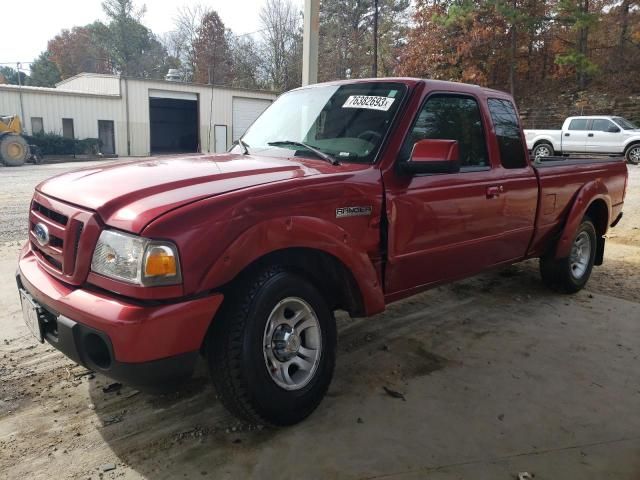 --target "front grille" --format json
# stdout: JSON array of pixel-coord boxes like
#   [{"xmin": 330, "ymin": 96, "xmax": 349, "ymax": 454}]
[
  {"xmin": 32, "ymin": 244, "xmax": 63, "ymax": 270},
  {"xmin": 28, "ymin": 192, "xmax": 94, "ymax": 284},
  {"xmin": 32, "ymin": 201, "xmax": 69, "ymax": 225}
]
